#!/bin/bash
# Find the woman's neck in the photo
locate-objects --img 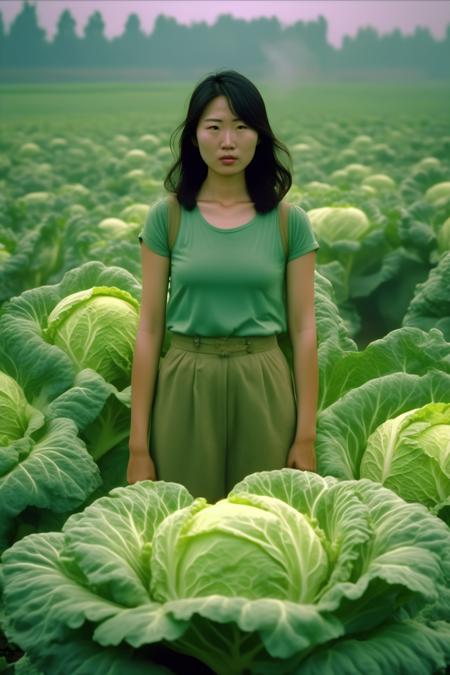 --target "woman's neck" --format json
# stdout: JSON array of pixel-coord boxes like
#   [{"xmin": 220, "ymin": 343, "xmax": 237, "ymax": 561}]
[{"xmin": 197, "ymin": 175, "xmax": 251, "ymax": 206}]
